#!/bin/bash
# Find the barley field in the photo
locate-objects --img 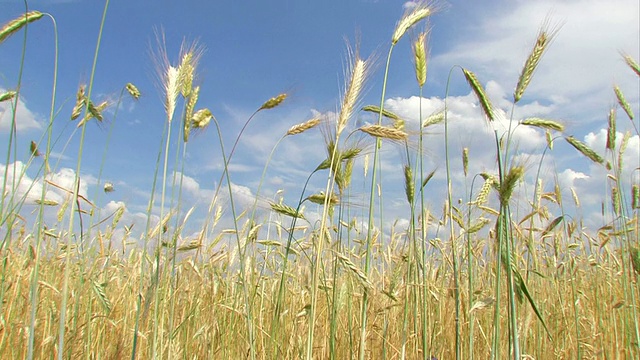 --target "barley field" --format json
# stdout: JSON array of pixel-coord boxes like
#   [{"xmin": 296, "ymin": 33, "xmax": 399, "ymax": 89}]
[{"xmin": 1, "ymin": 2, "xmax": 639, "ymax": 359}]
